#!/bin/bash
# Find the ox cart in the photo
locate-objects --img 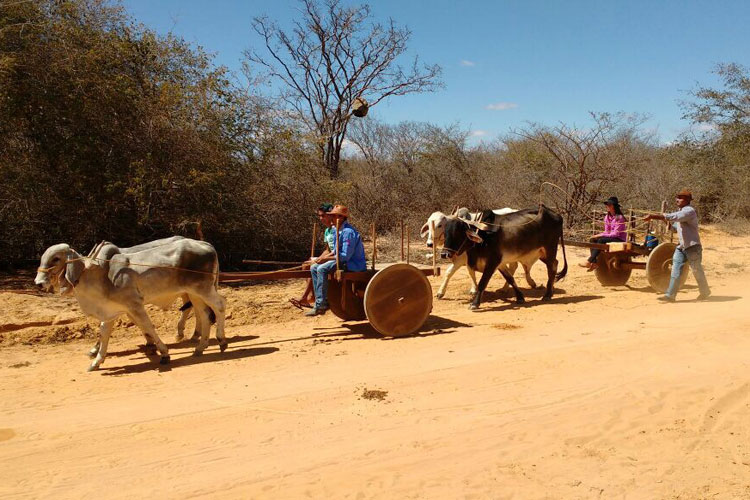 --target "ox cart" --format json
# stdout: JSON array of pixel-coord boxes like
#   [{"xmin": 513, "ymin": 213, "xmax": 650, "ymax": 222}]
[
  {"xmin": 219, "ymin": 222, "xmax": 441, "ymax": 337},
  {"xmin": 566, "ymin": 203, "xmax": 688, "ymax": 292}
]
